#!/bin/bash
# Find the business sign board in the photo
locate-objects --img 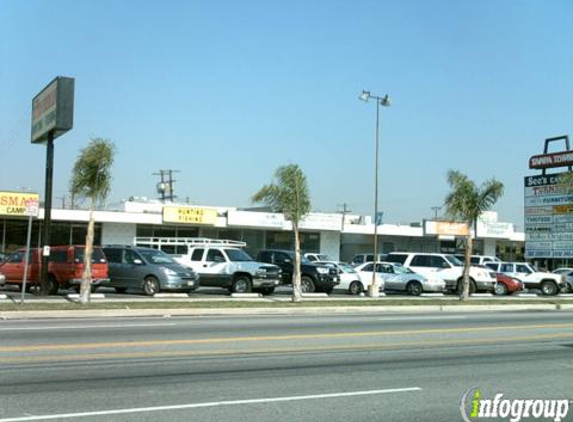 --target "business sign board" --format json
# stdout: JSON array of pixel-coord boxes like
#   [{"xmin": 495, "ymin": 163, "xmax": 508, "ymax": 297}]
[
  {"xmin": 31, "ymin": 76, "xmax": 75, "ymax": 144},
  {"xmin": 476, "ymin": 220, "xmax": 514, "ymax": 239},
  {"xmin": 162, "ymin": 206, "xmax": 217, "ymax": 225},
  {"xmin": 529, "ymin": 150, "xmax": 573, "ymax": 169},
  {"xmin": 424, "ymin": 221, "xmax": 469, "ymax": 237},
  {"xmin": 299, "ymin": 213, "xmax": 343, "ymax": 231},
  {"xmin": 227, "ymin": 210, "xmax": 285, "ymax": 228},
  {"xmin": 0, "ymin": 192, "xmax": 40, "ymax": 217},
  {"xmin": 524, "ymin": 171, "xmax": 573, "ymax": 259}
]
